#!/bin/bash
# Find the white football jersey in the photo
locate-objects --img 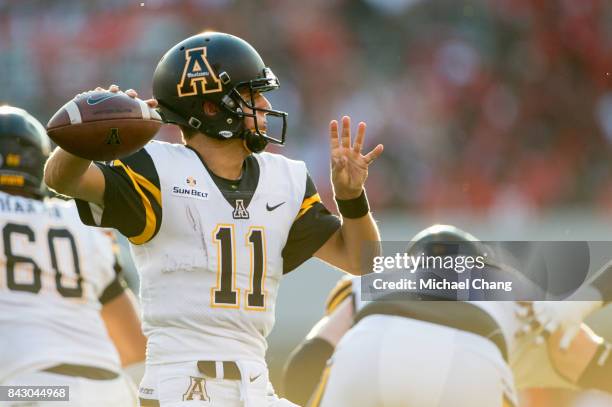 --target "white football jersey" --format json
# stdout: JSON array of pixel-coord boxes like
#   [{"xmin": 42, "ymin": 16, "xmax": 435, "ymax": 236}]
[
  {"xmin": 76, "ymin": 141, "xmax": 340, "ymax": 366},
  {"xmin": 139, "ymin": 142, "xmax": 306, "ymax": 364},
  {"xmin": 331, "ymin": 276, "xmax": 575, "ymax": 389},
  {"xmin": 0, "ymin": 192, "xmax": 121, "ymax": 383}
]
